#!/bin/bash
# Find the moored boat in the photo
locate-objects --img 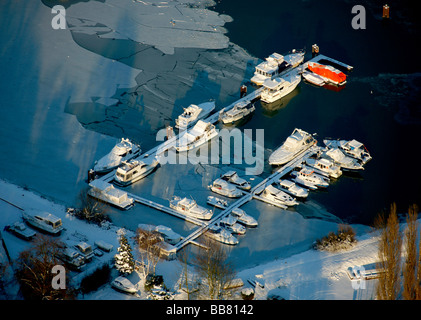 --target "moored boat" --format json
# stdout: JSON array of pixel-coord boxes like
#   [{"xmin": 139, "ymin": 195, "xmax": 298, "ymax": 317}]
[
  {"xmin": 278, "ymin": 179, "xmax": 309, "ymax": 199},
  {"xmin": 220, "ymin": 171, "xmax": 251, "ymax": 191},
  {"xmin": 88, "ymin": 179, "xmax": 134, "ymax": 210},
  {"xmin": 219, "ymin": 100, "xmax": 255, "ymax": 124},
  {"xmin": 209, "ymin": 178, "xmax": 243, "ymax": 198},
  {"xmin": 307, "ymin": 62, "xmax": 347, "ymax": 86},
  {"xmin": 207, "ymin": 196, "xmax": 228, "ymax": 209},
  {"xmin": 22, "ymin": 210, "xmax": 63, "ymax": 235},
  {"xmin": 219, "ymin": 216, "xmax": 246, "ymax": 235},
  {"xmin": 114, "ymin": 156, "xmax": 159, "ymax": 186},
  {"xmin": 260, "ymin": 70, "xmax": 301, "ymax": 104},
  {"xmin": 323, "ymin": 138, "xmax": 372, "ymax": 165},
  {"xmin": 230, "ymin": 208, "xmax": 258, "ymax": 227},
  {"xmin": 321, "ymin": 148, "xmax": 365, "ymax": 172},
  {"xmin": 302, "ymin": 70, "xmax": 325, "ymax": 86},
  {"xmin": 290, "ymin": 168, "xmax": 329, "ymax": 189},
  {"xmin": 305, "ymin": 158, "xmax": 342, "ymax": 179},
  {"xmin": 175, "ymin": 101, "xmax": 215, "ymax": 130},
  {"xmin": 261, "ymin": 185, "xmax": 299, "ymax": 206},
  {"xmin": 205, "ymin": 224, "xmax": 239, "ymax": 245},
  {"xmin": 175, "ymin": 120, "xmax": 218, "ymax": 152},
  {"xmin": 169, "ymin": 196, "xmax": 213, "ymax": 220}
]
